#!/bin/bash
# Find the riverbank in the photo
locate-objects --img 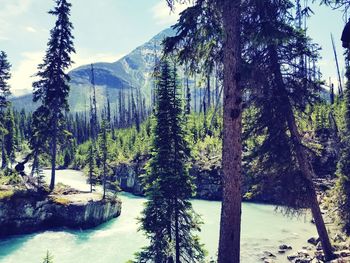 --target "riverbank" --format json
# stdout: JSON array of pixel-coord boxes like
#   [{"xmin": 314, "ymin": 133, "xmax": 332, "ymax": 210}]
[
  {"xmin": 264, "ymin": 181, "xmax": 350, "ymax": 263},
  {"xmin": 0, "ymin": 183, "xmax": 121, "ymax": 237}
]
